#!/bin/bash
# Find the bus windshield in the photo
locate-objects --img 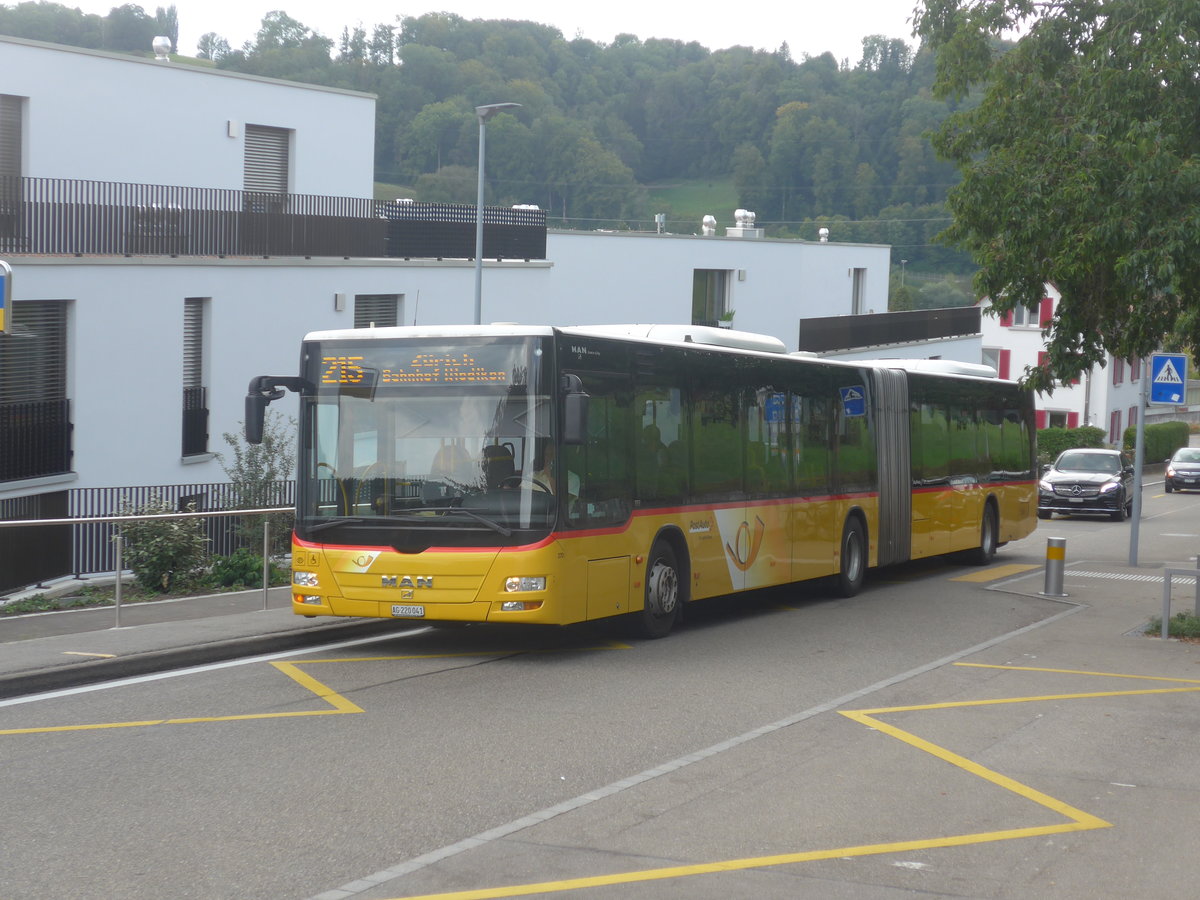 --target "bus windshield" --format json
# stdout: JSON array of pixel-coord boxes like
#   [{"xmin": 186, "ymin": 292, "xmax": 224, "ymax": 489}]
[{"xmin": 295, "ymin": 336, "xmax": 558, "ymax": 548}]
